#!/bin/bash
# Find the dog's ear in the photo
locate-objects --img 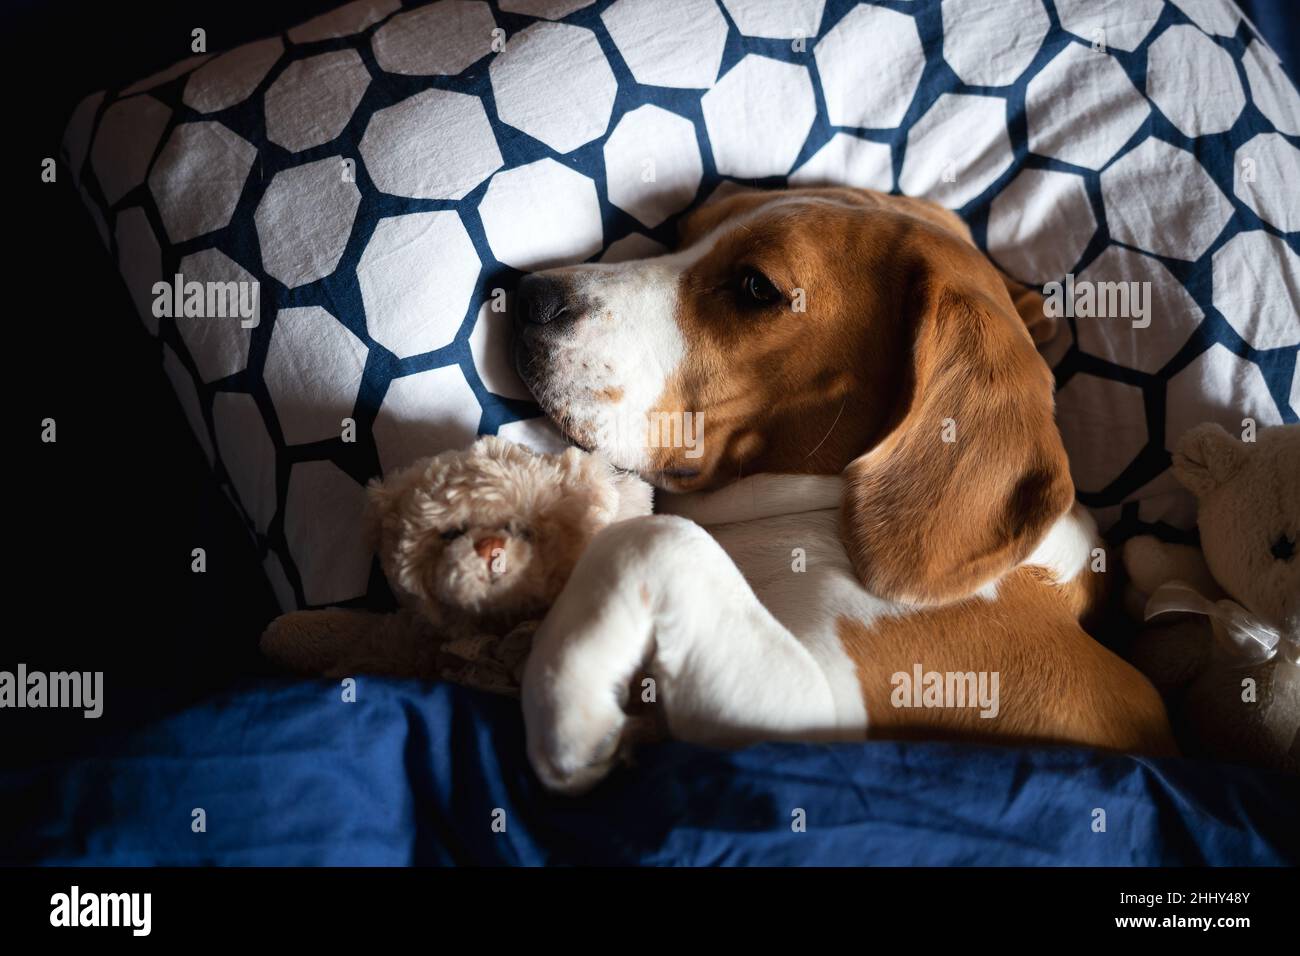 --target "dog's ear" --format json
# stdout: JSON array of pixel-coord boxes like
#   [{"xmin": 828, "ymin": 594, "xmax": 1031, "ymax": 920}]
[
  {"xmin": 676, "ymin": 188, "xmax": 772, "ymax": 247},
  {"xmin": 841, "ymin": 281, "xmax": 1074, "ymax": 607}
]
